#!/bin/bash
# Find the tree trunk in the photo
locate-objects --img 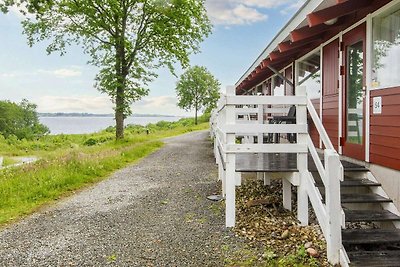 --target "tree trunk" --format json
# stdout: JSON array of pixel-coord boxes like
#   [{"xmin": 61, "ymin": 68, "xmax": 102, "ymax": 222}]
[
  {"xmin": 115, "ymin": 87, "xmax": 124, "ymax": 140},
  {"xmin": 114, "ymin": 35, "xmax": 127, "ymax": 140},
  {"xmin": 195, "ymin": 103, "xmax": 198, "ymax": 125}
]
